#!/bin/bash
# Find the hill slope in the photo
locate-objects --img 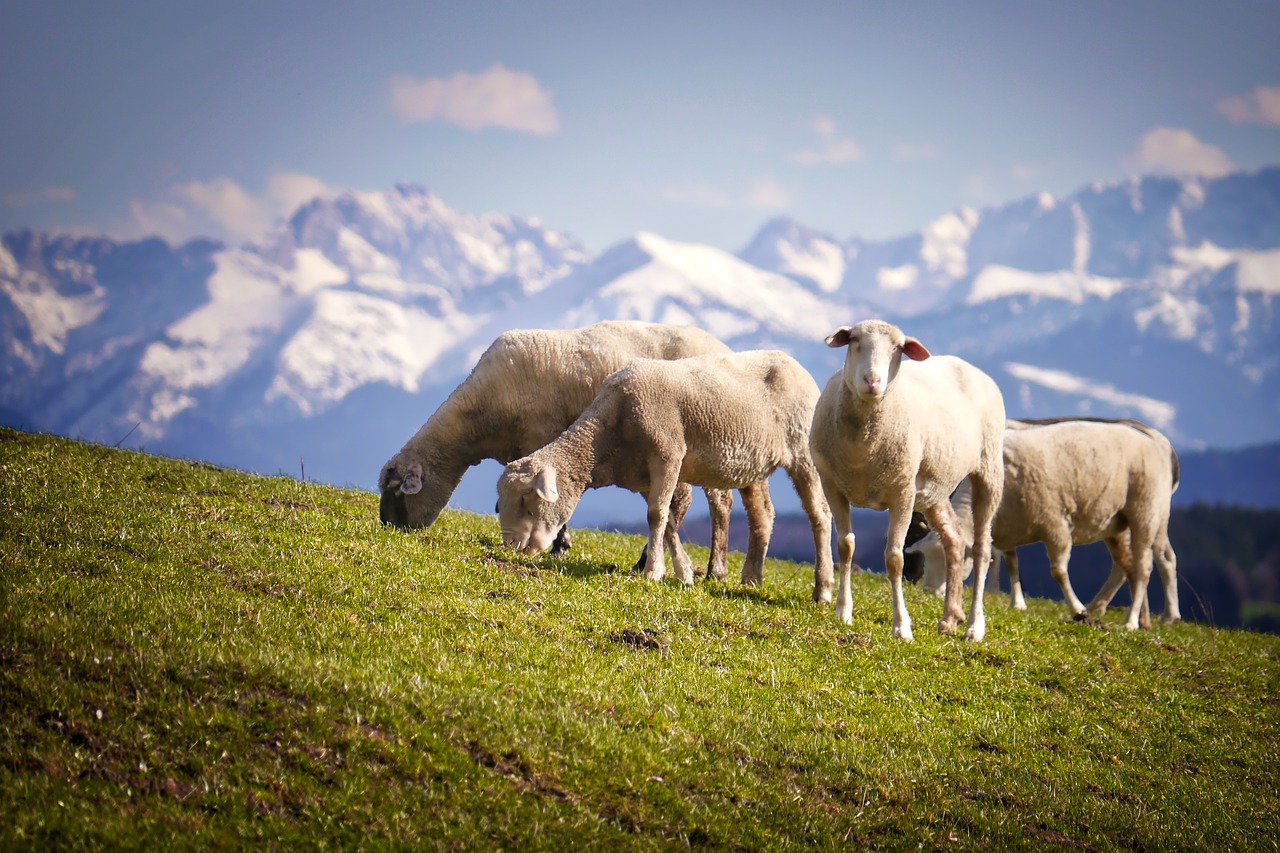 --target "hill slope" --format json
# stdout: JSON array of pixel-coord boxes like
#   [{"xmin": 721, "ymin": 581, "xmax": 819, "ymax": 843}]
[{"xmin": 2, "ymin": 427, "xmax": 1279, "ymax": 849}]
